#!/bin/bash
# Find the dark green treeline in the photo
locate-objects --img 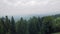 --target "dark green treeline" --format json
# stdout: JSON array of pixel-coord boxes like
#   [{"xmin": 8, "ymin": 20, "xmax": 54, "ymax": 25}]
[{"xmin": 0, "ymin": 15, "xmax": 60, "ymax": 34}]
